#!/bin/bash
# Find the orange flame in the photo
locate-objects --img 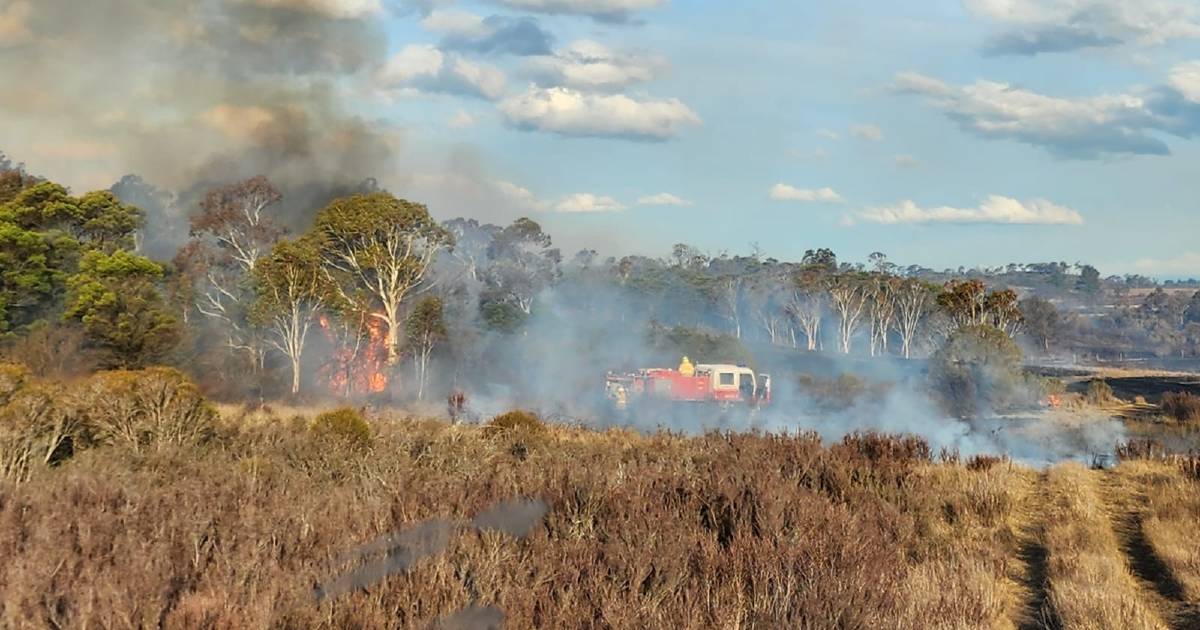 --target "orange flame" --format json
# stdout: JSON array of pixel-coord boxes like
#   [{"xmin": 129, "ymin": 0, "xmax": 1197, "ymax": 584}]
[{"xmin": 318, "ymin": 314, "xmax": 390, "ymax": 397}]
